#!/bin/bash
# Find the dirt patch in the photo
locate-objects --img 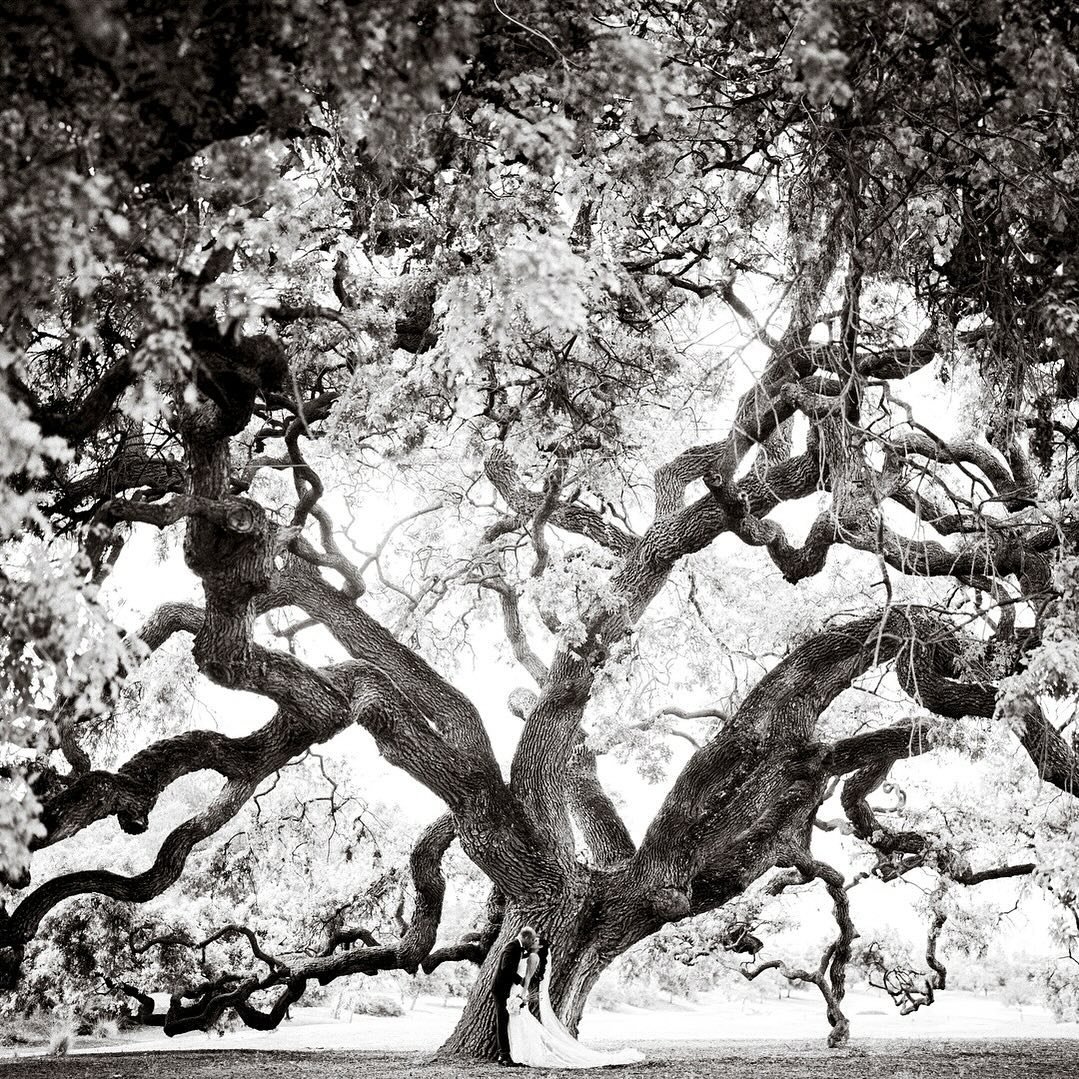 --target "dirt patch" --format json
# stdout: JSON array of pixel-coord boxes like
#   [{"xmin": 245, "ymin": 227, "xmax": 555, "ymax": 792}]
[{"xmin": 3, "ymin": 1040, "xmax": 1078, "ymax": 1079}]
